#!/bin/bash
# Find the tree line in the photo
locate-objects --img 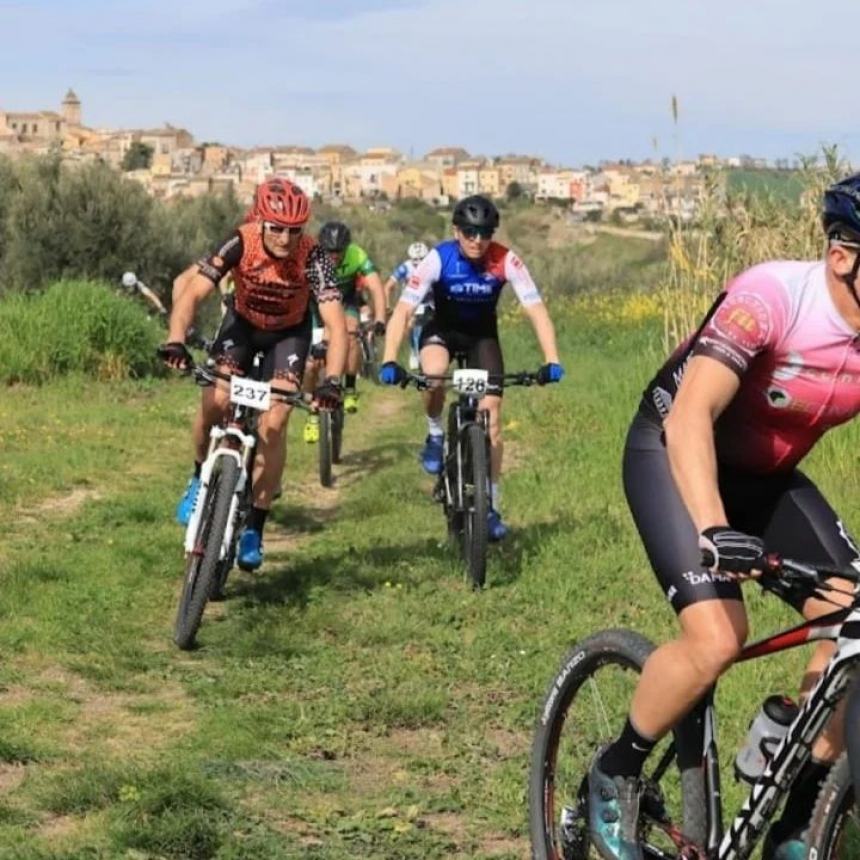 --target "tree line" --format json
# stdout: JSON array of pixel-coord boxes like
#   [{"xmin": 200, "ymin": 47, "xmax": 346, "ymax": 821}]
[{"xmin": 0, "ymin": 153, "xmax": 243, "ymax": 295}]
